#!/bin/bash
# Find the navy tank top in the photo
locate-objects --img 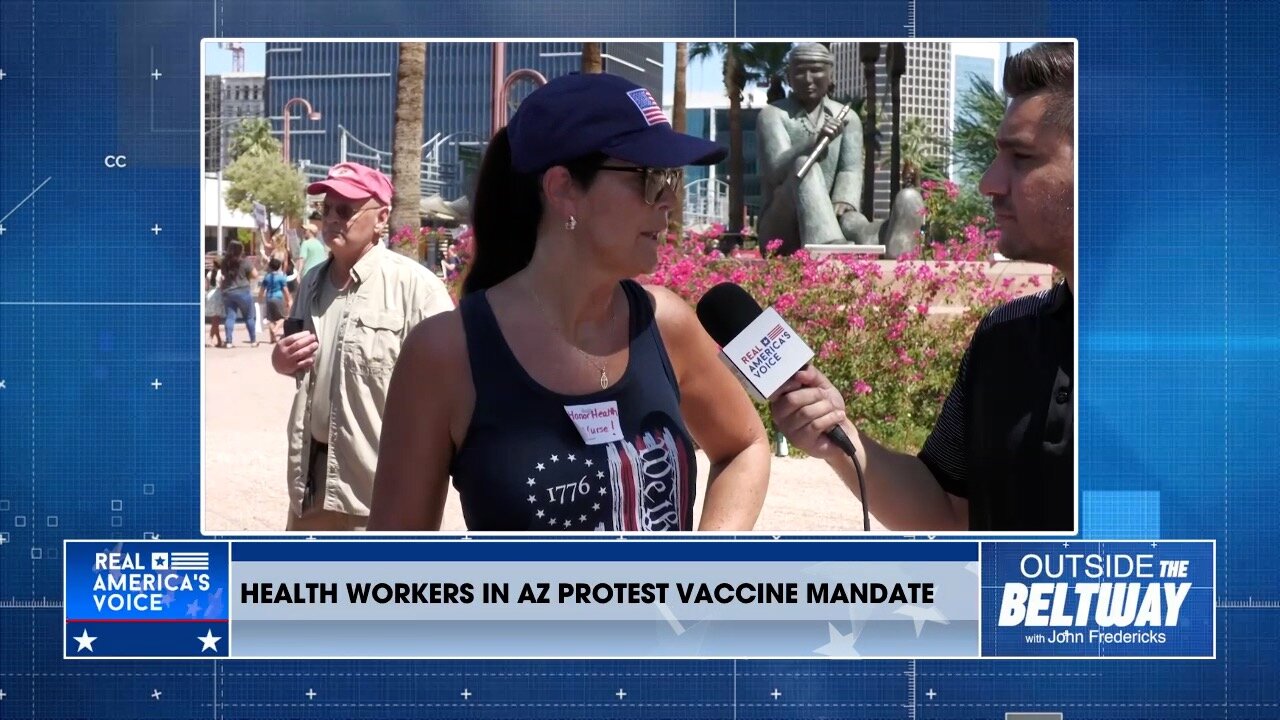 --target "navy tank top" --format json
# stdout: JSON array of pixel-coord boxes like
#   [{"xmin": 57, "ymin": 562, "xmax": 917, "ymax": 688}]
[{"xmin": 450, "ymin": 280, "xmax": 697, "ymax": 531}]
